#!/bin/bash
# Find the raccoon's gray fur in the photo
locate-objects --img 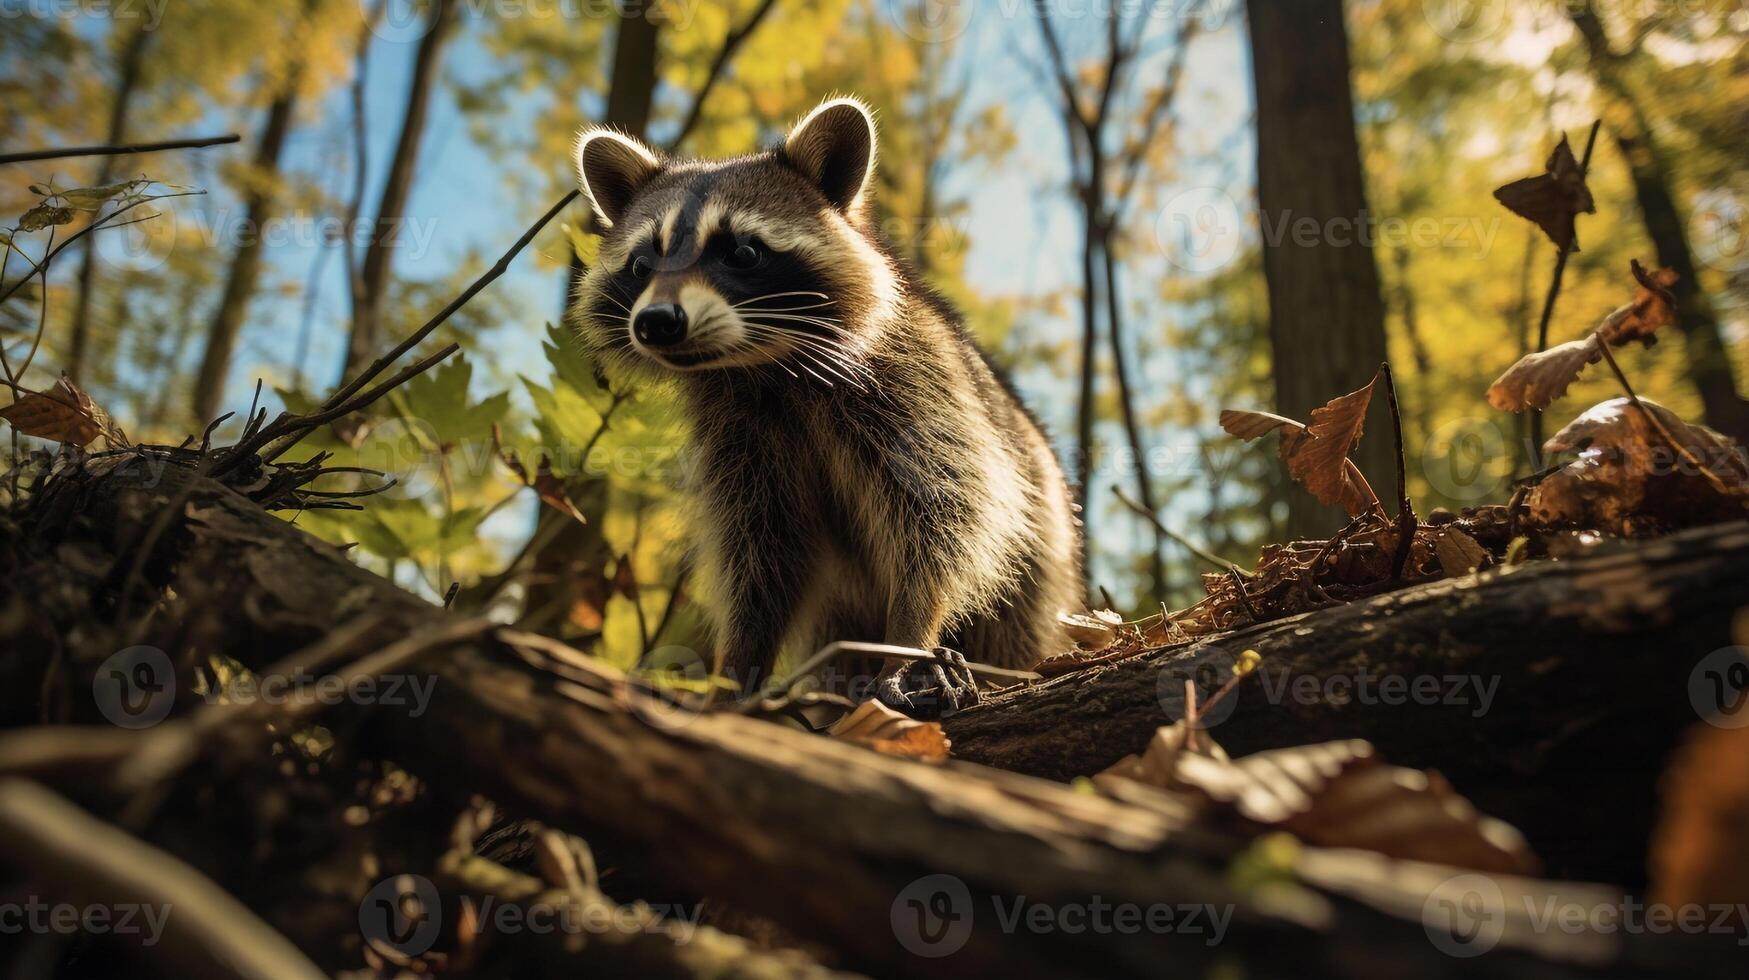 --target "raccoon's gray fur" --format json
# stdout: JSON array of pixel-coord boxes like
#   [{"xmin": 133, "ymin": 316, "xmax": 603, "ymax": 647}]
[{"xmin": 569, "ymin": 96, "xmax": 1082, "ymax": 688}]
